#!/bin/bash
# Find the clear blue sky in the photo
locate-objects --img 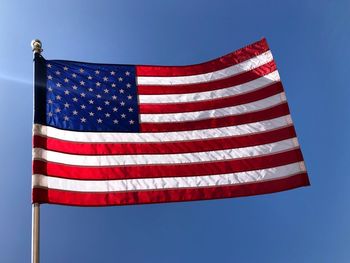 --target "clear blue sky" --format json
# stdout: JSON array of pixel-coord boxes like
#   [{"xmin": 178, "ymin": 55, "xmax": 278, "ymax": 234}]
[{"xmin": 0, "ymin": 0, "xmax": 349, "ymax": 262}]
